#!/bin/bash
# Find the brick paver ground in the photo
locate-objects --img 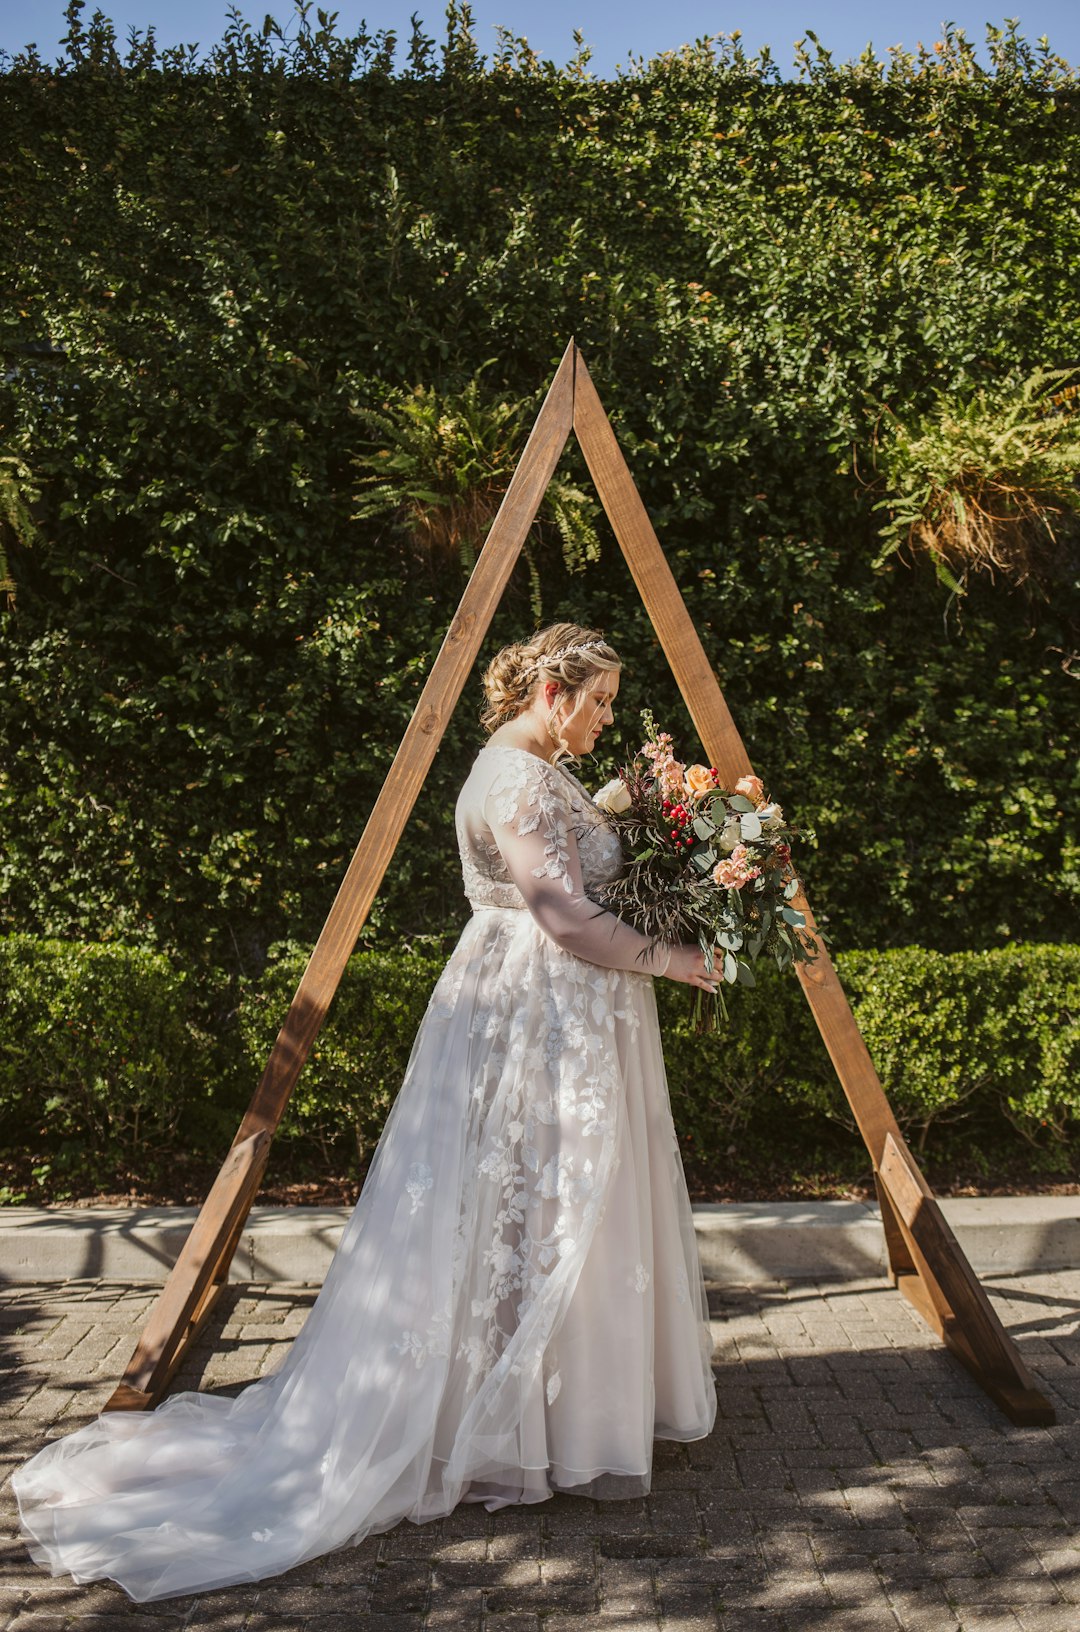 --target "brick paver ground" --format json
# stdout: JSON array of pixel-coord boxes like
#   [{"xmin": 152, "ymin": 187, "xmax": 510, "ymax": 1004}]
[{"xmin": 2, "ymin": 1271, "xmax": 1079, "ymax": 1631}]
